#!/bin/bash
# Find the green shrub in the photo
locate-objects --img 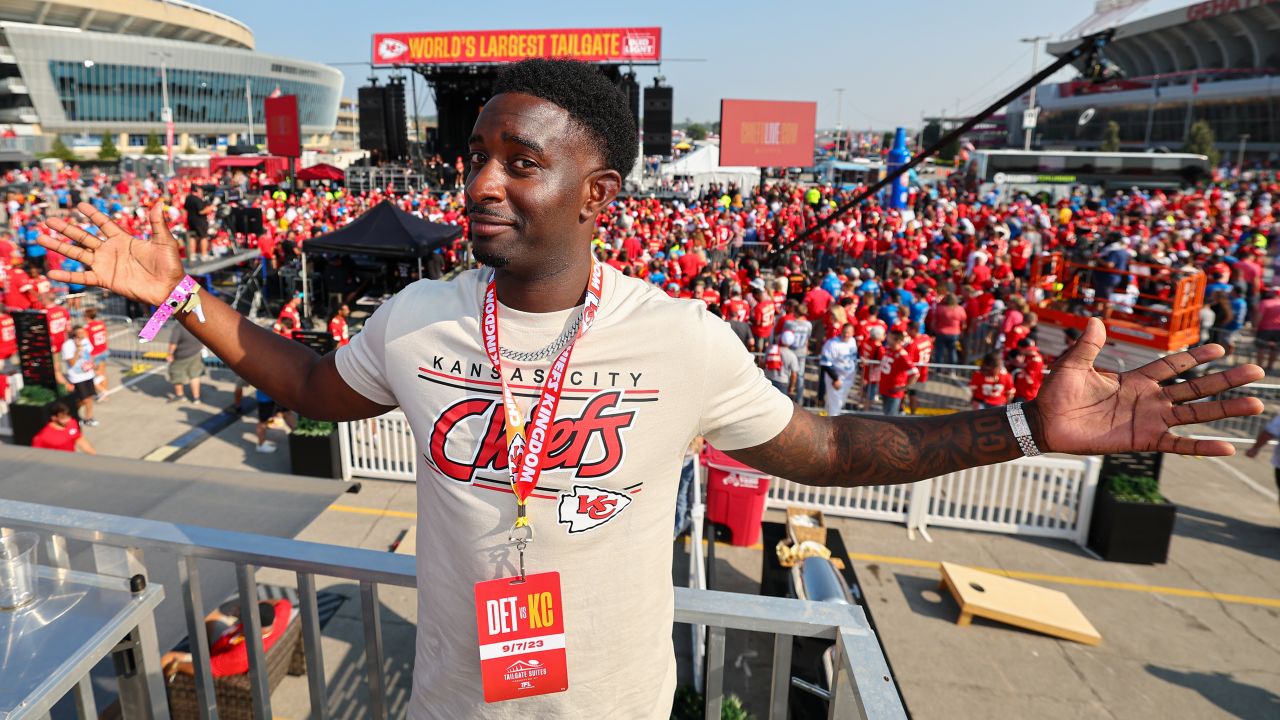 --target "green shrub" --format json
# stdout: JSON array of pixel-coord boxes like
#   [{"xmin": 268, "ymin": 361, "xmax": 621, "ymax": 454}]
[
  {"xmin": 42, "ymin": 137, "xmax": 77, "ymax": 162},
  {"xmin": 143, "ymin": 131, "xmax": 164, "ymax": 155},
  {"xmin": 98, "ymin": 134, "xmax": 120, "ymax": 161},
  {"xmin": 1107, "ymin": 473, "xmax": 1165, "ymax": 504},
  {"xmin": 16, "ymin": 385, "xmax": 56, "ymax": 406},
  {"xmin": 292, "ymin": 416, "xmax": 335, "ymax": 437},
  {"xmin": 670, "ymin": 685, "xmax": 752, "ymax": 720}
]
